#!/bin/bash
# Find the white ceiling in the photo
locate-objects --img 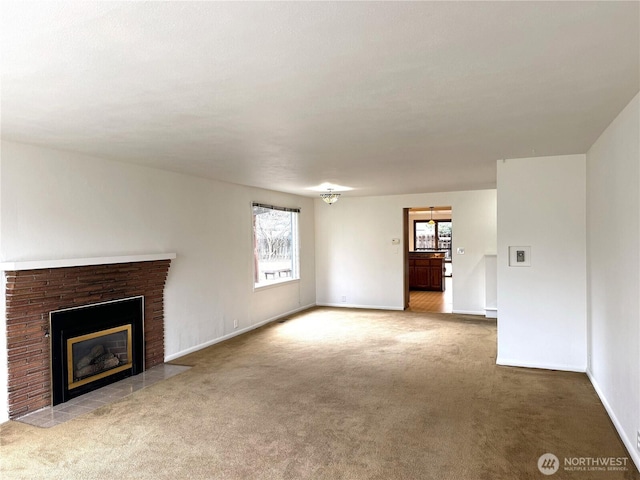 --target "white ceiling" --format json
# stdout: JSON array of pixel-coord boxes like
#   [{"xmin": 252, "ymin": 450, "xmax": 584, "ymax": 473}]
[{"xmin": 1, "ymin": 1, "xmax": 638, "ymax": 197}]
